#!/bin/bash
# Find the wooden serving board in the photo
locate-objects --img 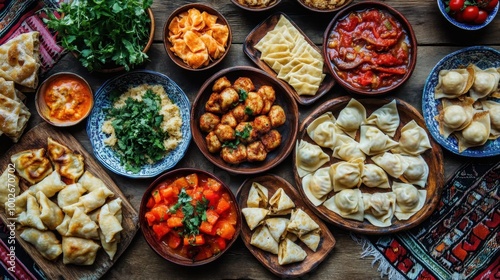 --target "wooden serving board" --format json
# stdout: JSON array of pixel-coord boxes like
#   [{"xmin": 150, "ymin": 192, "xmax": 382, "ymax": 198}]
[{"xmin": 0, "ymin": 122, "xmax": 139, "ymax": 279}]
